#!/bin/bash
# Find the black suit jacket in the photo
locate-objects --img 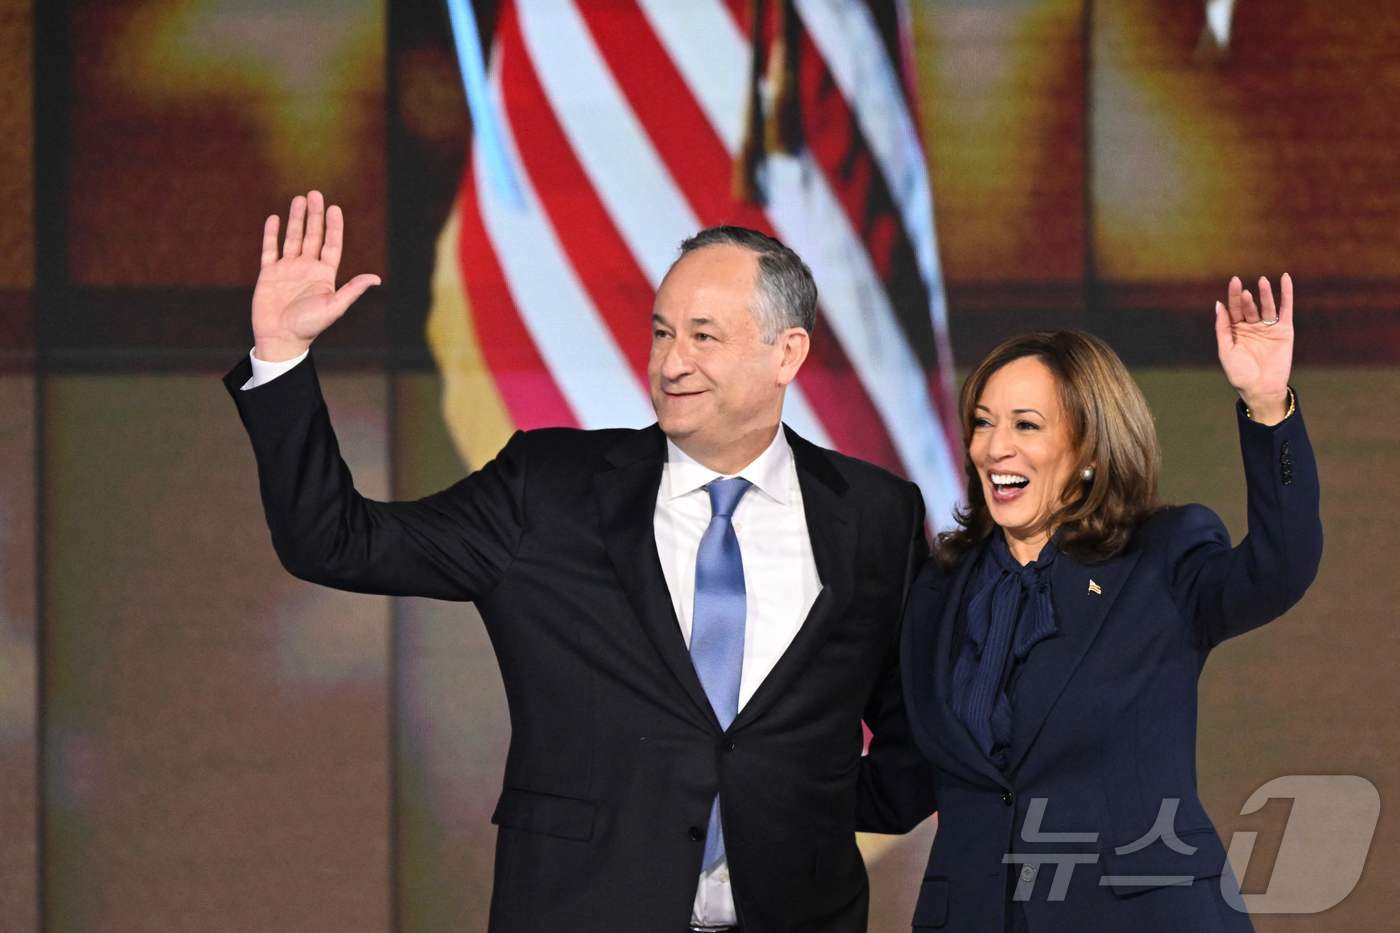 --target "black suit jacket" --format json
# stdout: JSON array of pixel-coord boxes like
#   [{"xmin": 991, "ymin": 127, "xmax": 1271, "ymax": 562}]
[
  {"xmin": 860, "ymin": 403, "xmax": 1322, "ymax": 933},
  {"xmin": 225, "ymin": 353, "xmax": 935, "ymax": 933}
]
